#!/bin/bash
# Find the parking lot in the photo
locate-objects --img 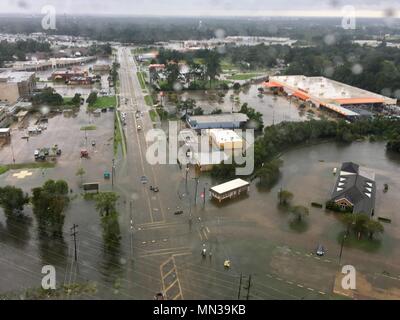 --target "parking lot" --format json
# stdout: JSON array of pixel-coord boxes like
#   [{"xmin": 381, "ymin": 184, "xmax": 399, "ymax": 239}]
[{"xmin": 0, "ymin": 105, "xmax": 115, "ymax": 190}]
